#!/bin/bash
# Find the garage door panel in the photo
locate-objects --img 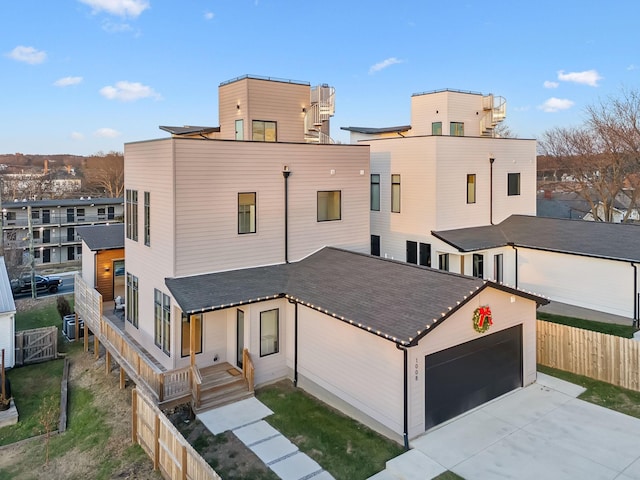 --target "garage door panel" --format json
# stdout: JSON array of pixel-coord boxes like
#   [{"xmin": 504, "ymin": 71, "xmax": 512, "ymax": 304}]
[{"xmin": 425, "ymin": 325, "xmax": 522, "ymax": 430}]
